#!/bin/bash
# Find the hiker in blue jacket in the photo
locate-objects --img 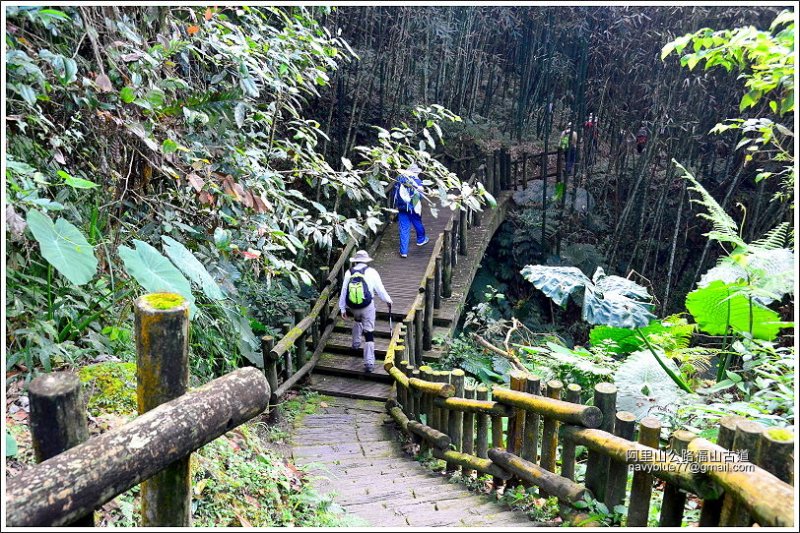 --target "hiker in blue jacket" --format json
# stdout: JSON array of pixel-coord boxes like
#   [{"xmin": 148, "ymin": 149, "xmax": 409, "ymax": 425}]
[{"xmin": 393, "ymin": 163, "xmax": 429, "ymax": 258}]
